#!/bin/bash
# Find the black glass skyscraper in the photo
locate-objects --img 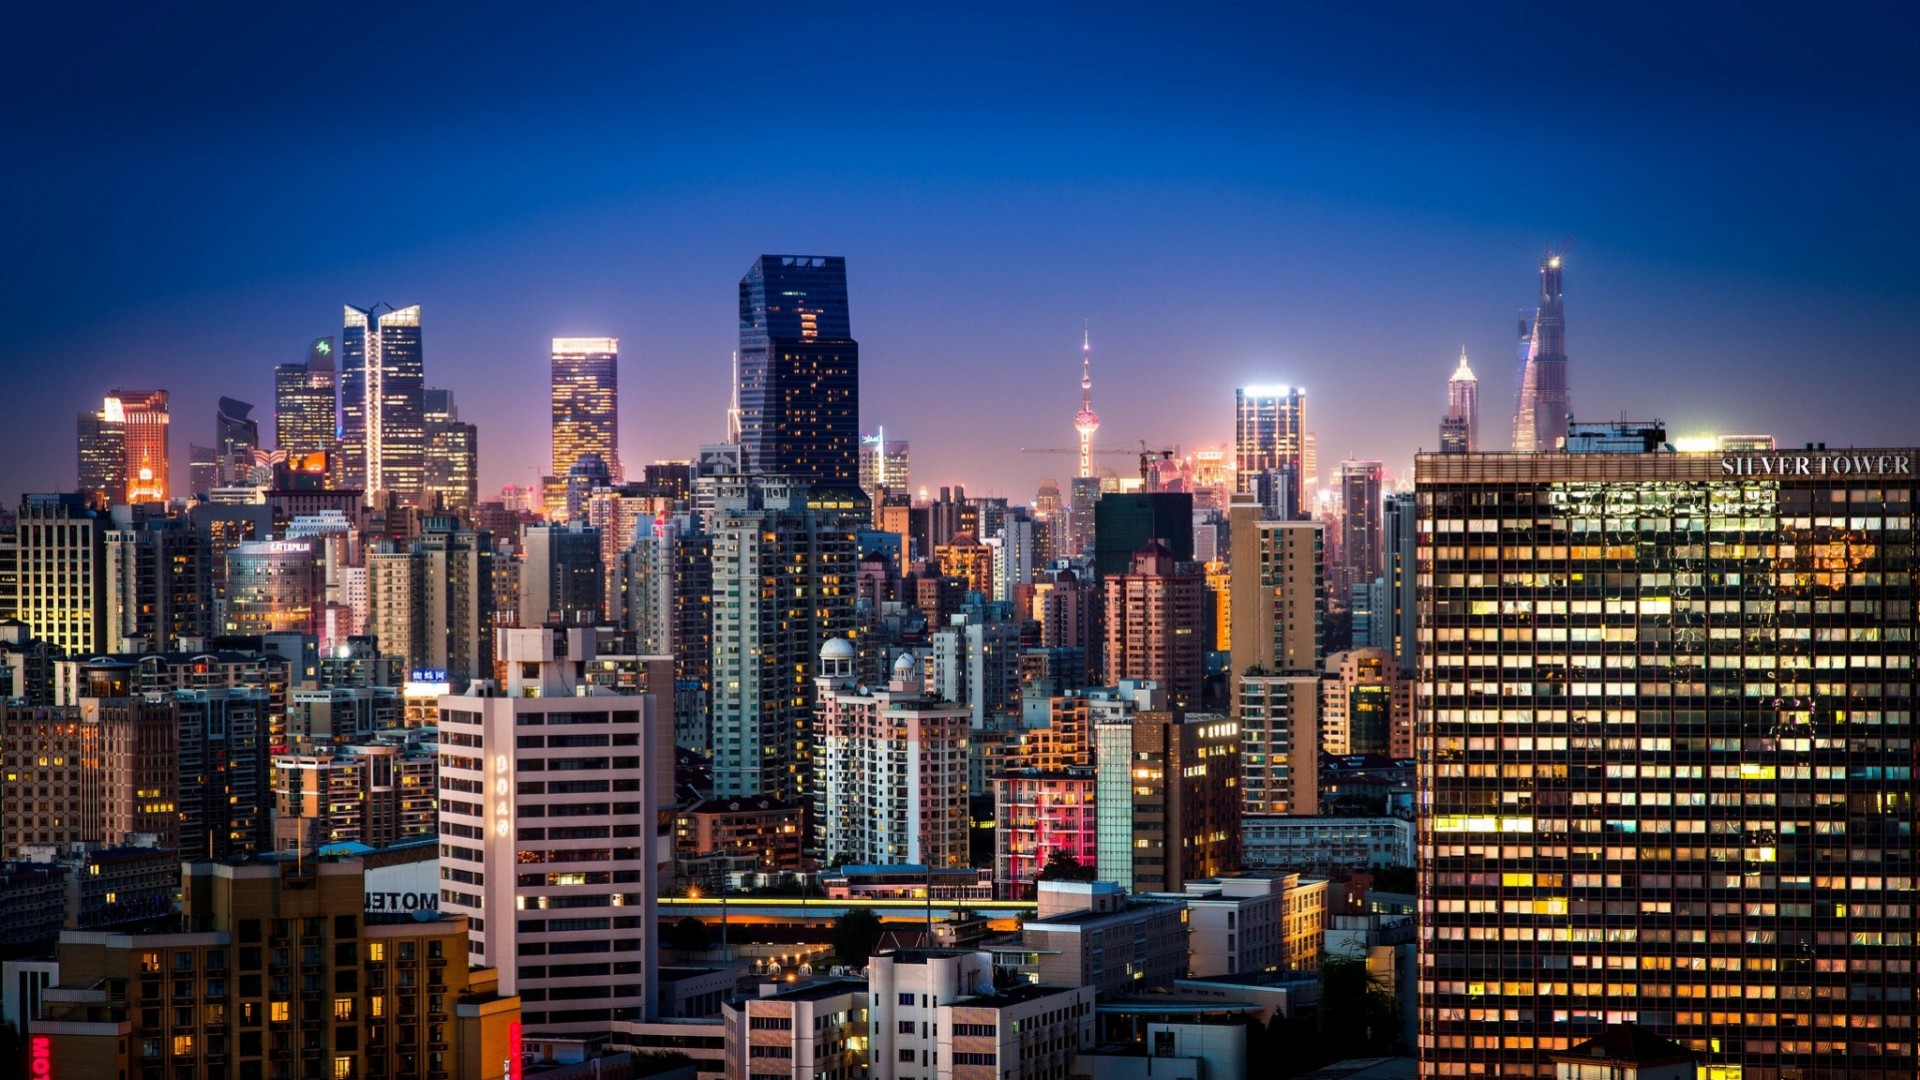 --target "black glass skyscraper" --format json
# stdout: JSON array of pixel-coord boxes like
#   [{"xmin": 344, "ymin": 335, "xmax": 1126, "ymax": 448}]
[
  {"xmin": 737, "ymin": 255, "xmax": 859, "ymax": 487},
  {"xmin": 274, "ymin": 336, "xmax": 337, "ymax": 460}
]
